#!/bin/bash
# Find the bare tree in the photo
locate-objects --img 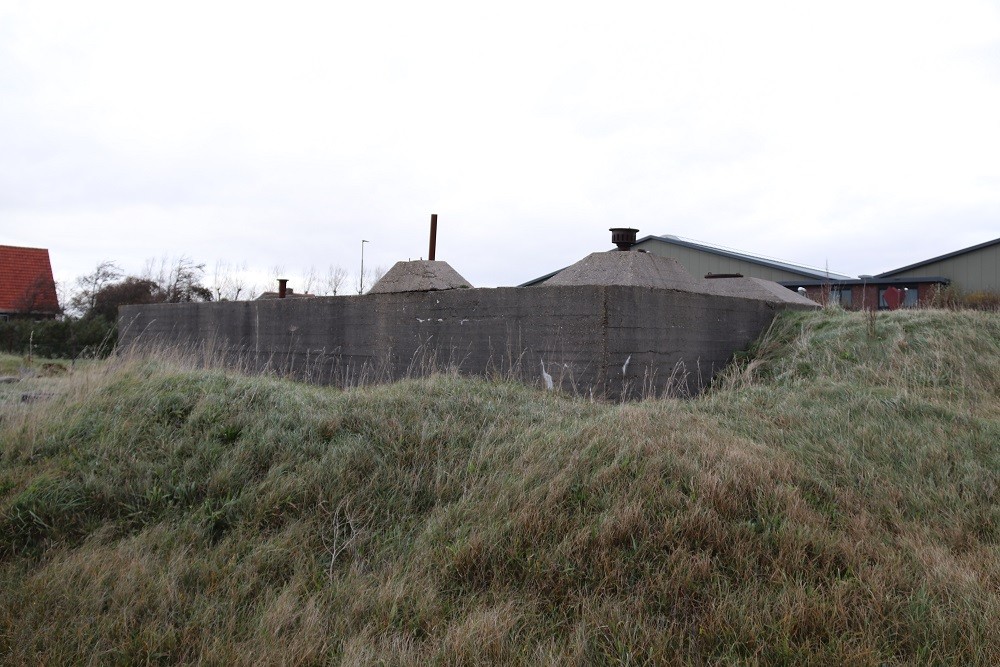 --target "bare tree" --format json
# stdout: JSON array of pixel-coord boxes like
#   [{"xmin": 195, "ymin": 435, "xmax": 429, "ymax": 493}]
[
  {"xmin": 70, "ymin": 260, "xmax": 123, "ymax": 317},
  {"xmin": 323, "ymin": 265, "xmax": 348, "ymax": 296},
  {"xmin": 55, "ymin": 279, "xmax": 71, "ymax": 317},
  {"xmin": 354, "ymin": 265, "xmax": 389, "ymax": 295},
  {"xmin": 141, "ymin": 256, "xmax": 169, "ymax": 287},
  {"xmin": 139, "ymin": 256, "xmax": 212, "ymax": 303},
  {"xmin": 161, "ymin": 256, "xmax": 212, "ymax": 303},
  {"xmin": 211, "ymin": 260, "xmax": 250, "ymax": 301},
  {"xmin": 300, "ymin": 265, "xmax": 318, "ymax": 295}
]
